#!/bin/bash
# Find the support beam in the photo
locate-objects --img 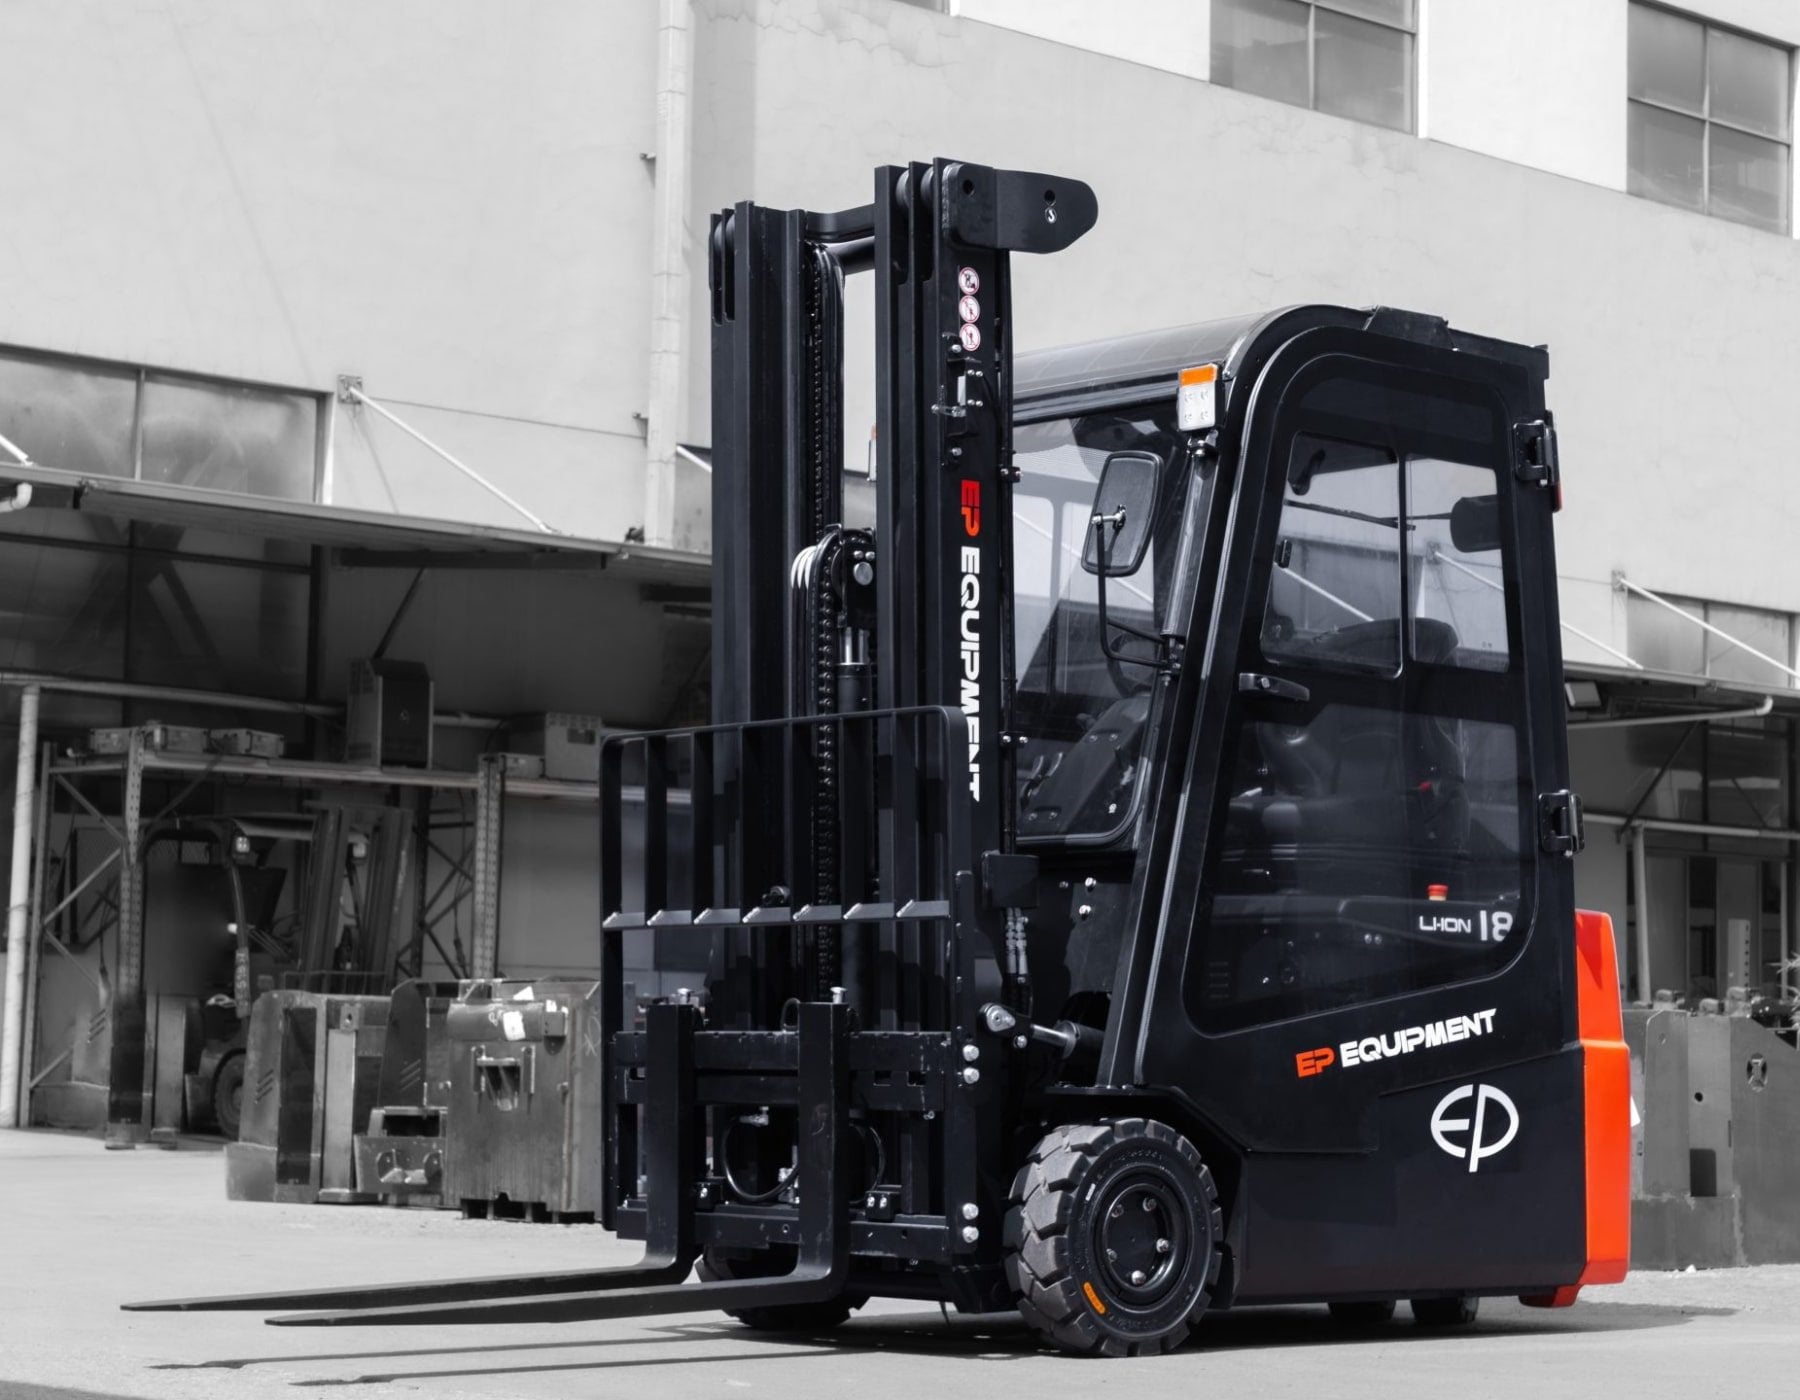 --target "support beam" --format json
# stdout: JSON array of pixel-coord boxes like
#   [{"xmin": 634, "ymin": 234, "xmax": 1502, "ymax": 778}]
[
  {"xmin": 0, "ymin": 684, "xmax": 41, "ymax": 1127},
  {"xmin": 103, "ymin": 730, "xmax": 147, "ymax": 1148}
]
